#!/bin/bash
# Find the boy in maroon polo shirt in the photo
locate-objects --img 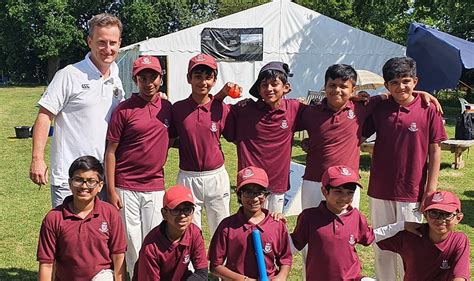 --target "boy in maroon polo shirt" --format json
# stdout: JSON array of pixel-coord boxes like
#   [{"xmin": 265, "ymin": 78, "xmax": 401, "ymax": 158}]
[
  {"xmin": 105, "ymin": 55, "xmax": 175, "ymax": 277},
  {"xmin": 223, "ymin": 61, "xmax": 302, "ymax": 212},
  {"xmin": 377, "ymin": 191, "xmax": 470, "ymax": 281},
  {"xmin": 209, "ymin": 166, "xmax": 292, "ymax": 280},
  {"xmin": 37, "ymin": 156, "xmax": 127, "ymax": 281},
  {"xmin": 365, "ymin": 57, "xmax": 448, "ymax": 279},
  {"xmin": 172, "ymin": 53, "xmax": 232, "ymax": 237},
  {"xmin": 133, "ymin": 185, "xmax": 208, "ymax": 281},
  {"xmin": 291, "ymin": 165, "xmax": 419, "ymax": 281}
]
